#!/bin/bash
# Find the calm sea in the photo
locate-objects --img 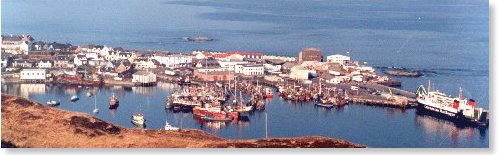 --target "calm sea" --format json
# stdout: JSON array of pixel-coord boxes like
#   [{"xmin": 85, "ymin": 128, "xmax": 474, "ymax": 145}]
[{"xmin": 1, "ymin": 0, "xmax": 488, "ymax": 147}]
